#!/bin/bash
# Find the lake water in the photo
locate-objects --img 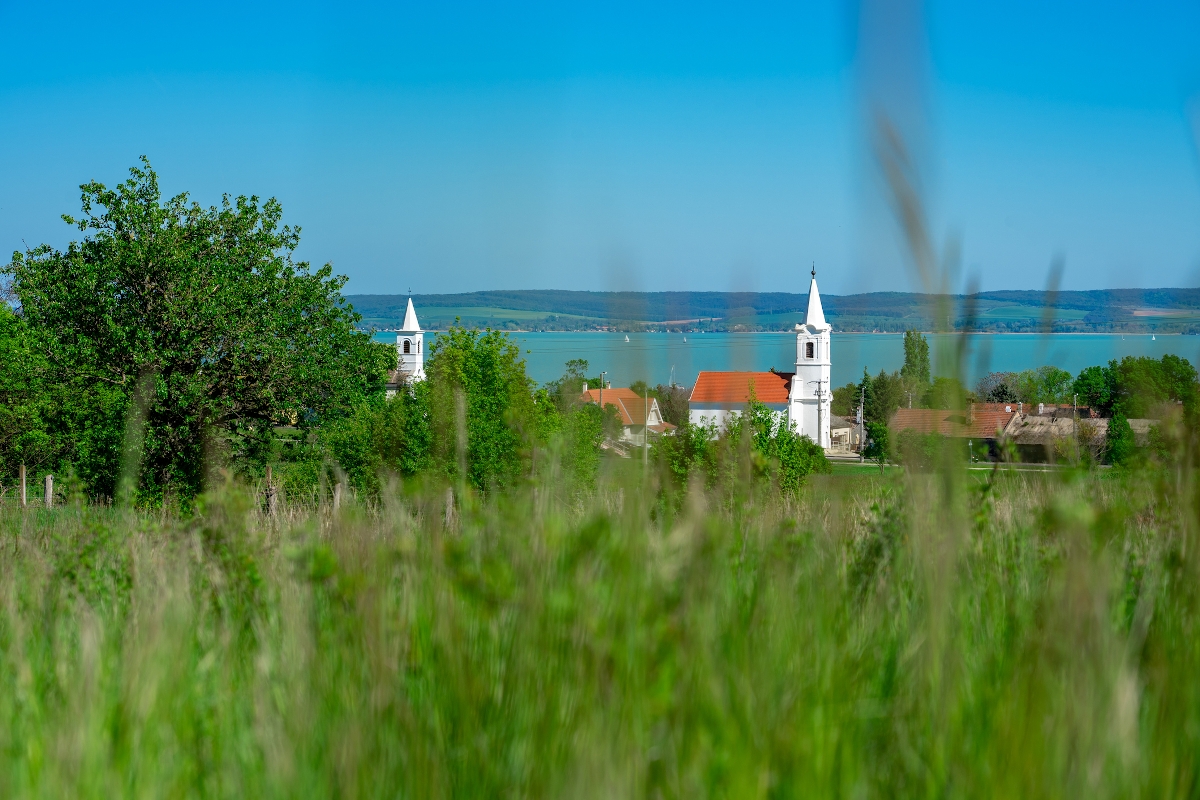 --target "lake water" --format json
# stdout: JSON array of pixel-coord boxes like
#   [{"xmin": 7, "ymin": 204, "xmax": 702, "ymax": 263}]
[{"xmin": 374, "ymin": 331, "xmax": 1200, "ymax": 390}]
